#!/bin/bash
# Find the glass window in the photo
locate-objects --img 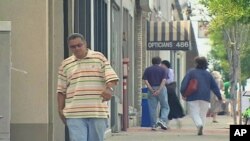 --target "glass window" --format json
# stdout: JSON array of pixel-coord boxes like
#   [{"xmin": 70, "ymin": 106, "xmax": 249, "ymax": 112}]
[{"xmin": 94, "ymin": 0, "xmax": 107, "ymax": 57}]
